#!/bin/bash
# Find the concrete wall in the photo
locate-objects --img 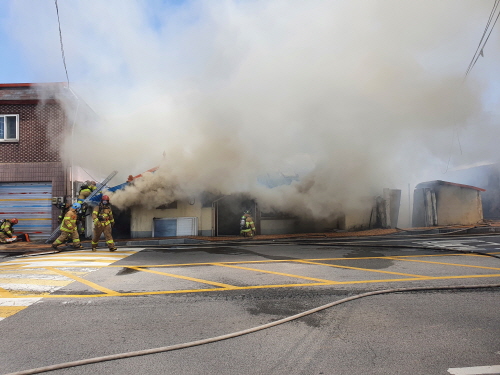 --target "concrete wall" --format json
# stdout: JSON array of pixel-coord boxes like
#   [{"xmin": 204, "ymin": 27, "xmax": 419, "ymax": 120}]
[
  {"xmin": 131, "ymin": 201, "xmax": 211, "ymax": 238},
  {"xmin": 341, "ymin": 190, "xmax": 401, "ymax": 231},
  {"xmin": 260, "ymin": 219, "xmax": 297, "ymax": 235},
  {"xmin": 413, "ymin": 184, "xmax": 483, "ymax": 227},
  {"xmin": 342, "ymin": 205, "xmax": 374, "ymax": 231},
  {"xmin": 435, "ymin": 185, "xmax": 483, "ymax": 225},
  {"xmin": 412, "ymin": 188, "xmax": 438, "ymax": 227},
  {"xmin": 200, "ymin": 207, "xmax": 213, "ymax": 236}
]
